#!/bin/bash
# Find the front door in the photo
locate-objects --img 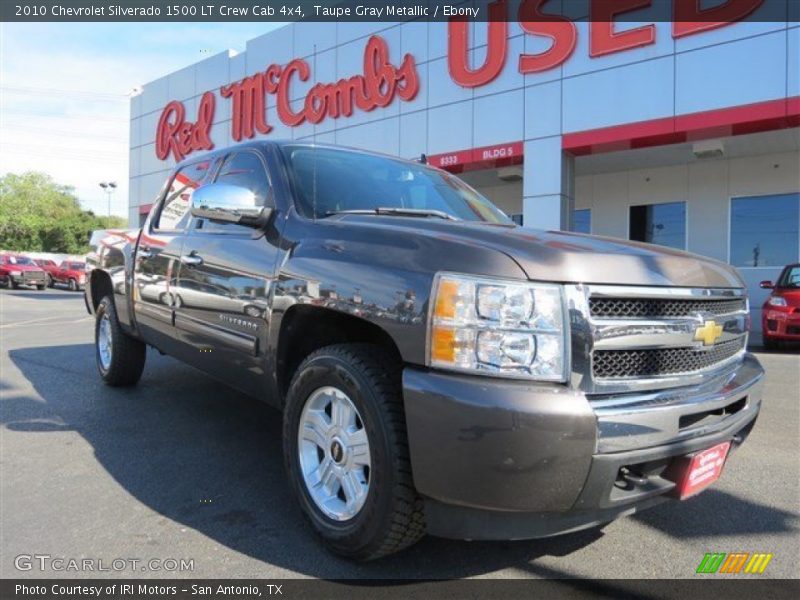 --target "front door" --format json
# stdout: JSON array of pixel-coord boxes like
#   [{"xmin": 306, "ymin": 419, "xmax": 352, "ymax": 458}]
[
  {"xmin": 173, "ymin": 148, "xmax": 282, "ymax": 396},
  {"xmin": 132, "ymin": 159, "xmax": 216, "ymax": 356}
]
